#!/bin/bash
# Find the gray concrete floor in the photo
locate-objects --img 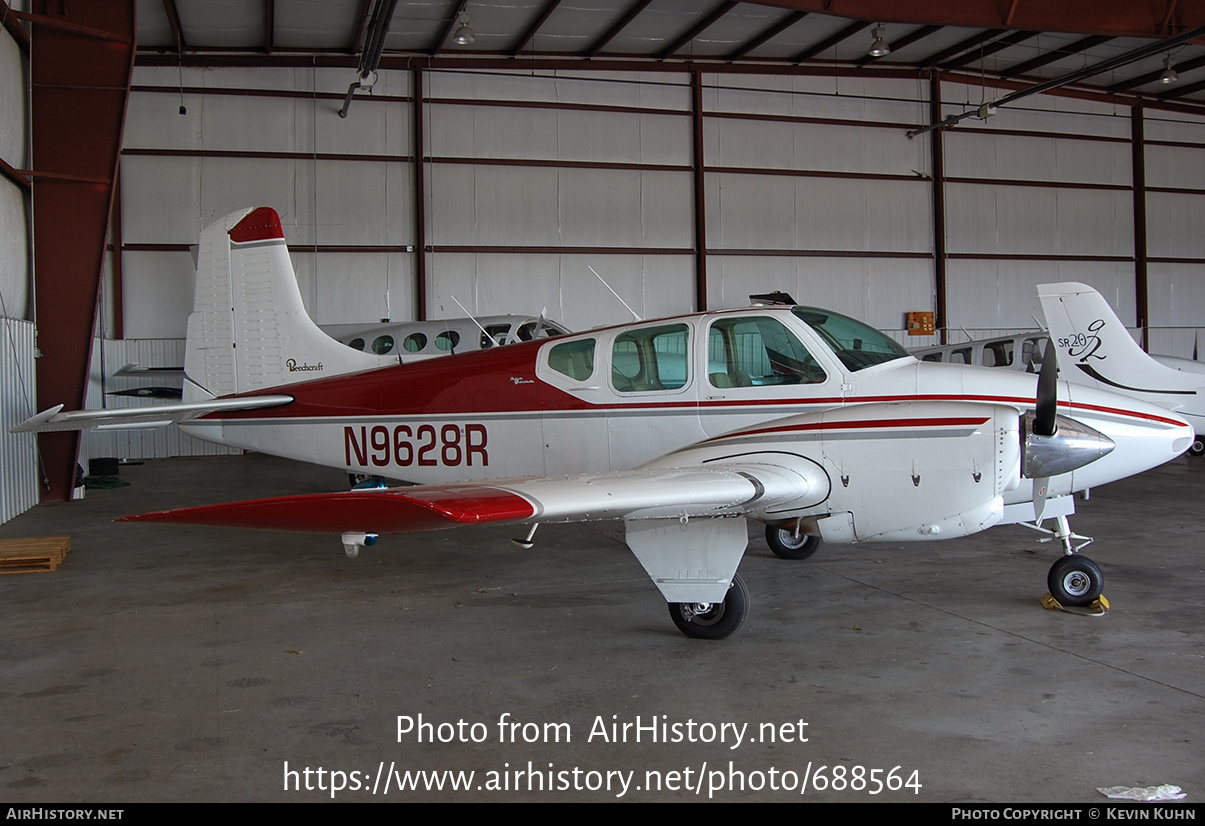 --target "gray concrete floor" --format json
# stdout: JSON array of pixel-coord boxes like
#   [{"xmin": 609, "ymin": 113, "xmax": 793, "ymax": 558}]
[{"xmin": 0, "ymin": 452, "xmax": 1201, "ymax": 802}]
